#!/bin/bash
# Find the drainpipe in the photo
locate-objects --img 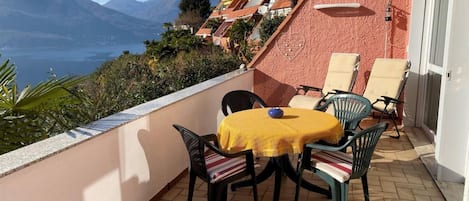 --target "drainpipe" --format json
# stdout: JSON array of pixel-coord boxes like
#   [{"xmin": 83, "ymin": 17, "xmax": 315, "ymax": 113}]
[{"xmin": 384, "ymin": 0, "xmax": 392, "ymax": 58}]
